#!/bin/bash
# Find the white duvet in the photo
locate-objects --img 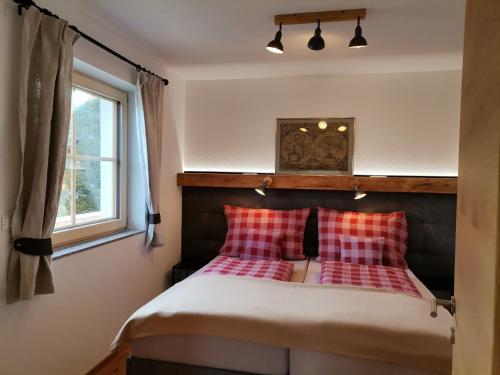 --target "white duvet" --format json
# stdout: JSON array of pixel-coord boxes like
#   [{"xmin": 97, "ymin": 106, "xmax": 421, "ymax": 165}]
[{"xmin": 113, "ymin": 274, "xmax": 452, "ymax": 374}]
